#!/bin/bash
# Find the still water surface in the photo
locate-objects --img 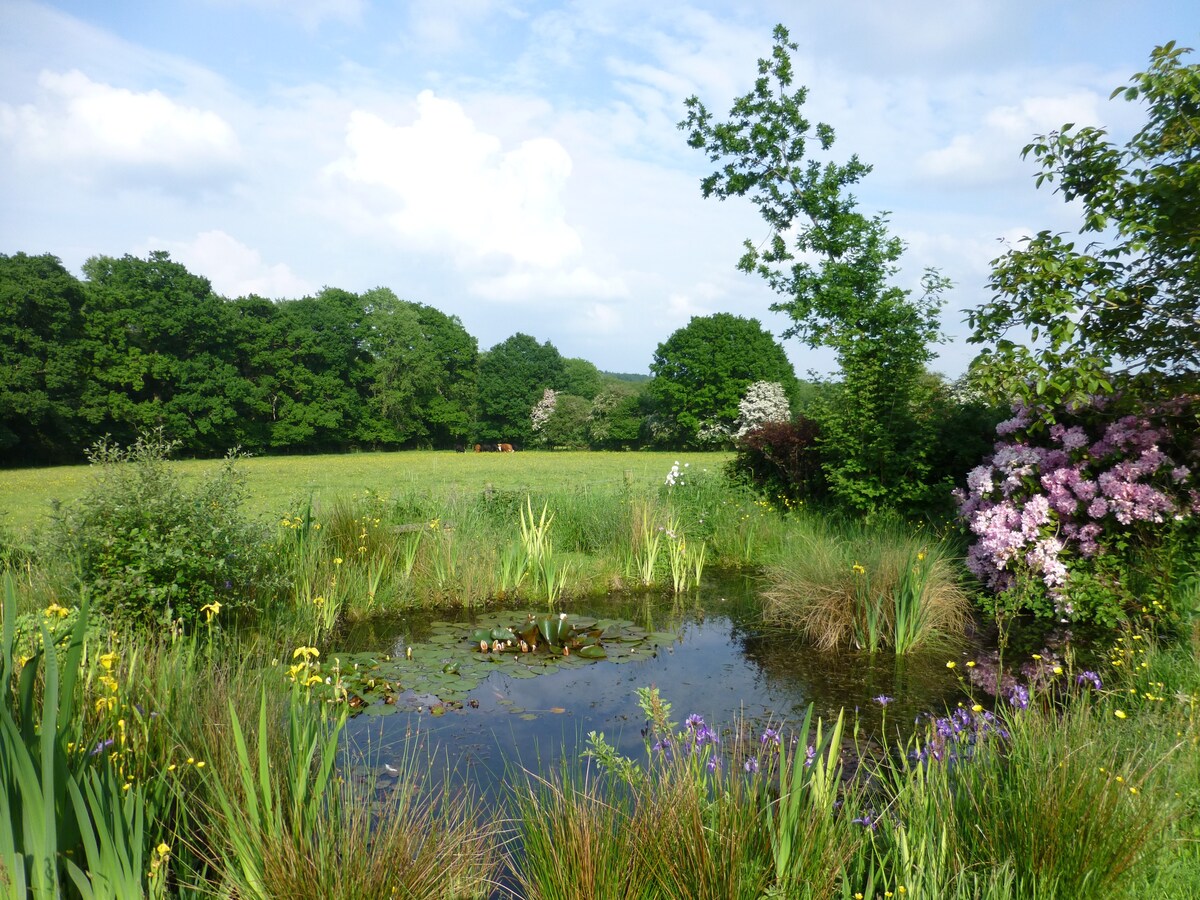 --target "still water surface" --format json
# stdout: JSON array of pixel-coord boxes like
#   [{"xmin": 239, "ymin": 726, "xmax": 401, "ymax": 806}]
[{"xmin": 337, "ymin": 574, "xmax": 974, "ymax": 789}]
